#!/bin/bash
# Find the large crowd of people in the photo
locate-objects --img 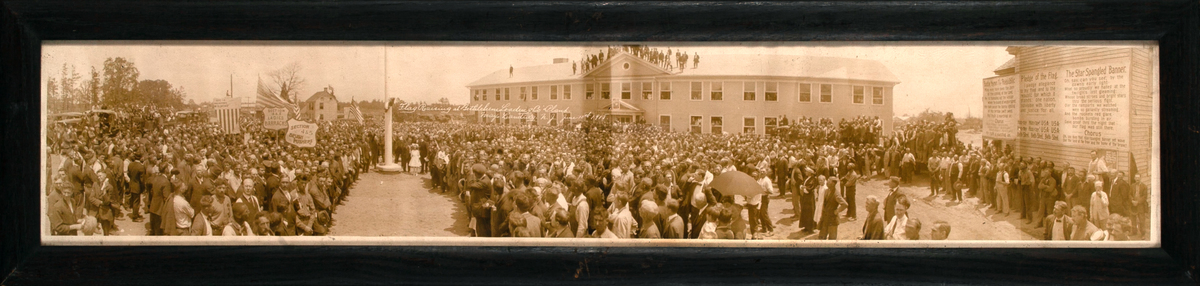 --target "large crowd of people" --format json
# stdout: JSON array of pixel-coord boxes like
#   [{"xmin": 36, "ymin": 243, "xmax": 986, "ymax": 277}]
[
  {"xmin": 368, "ymin": 111, "xmax": 1148, "ymax": 241},
  {"xmin": 378, "ymin": 114, "xmax": 909, "ymax": 240},
  {"xmin": 47, "ymin": 104, "xmax": 1150, "ymax": 241},
  {"xmin": 47, "ymin": 104, "xmax": 371, "ymax": 236}
]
